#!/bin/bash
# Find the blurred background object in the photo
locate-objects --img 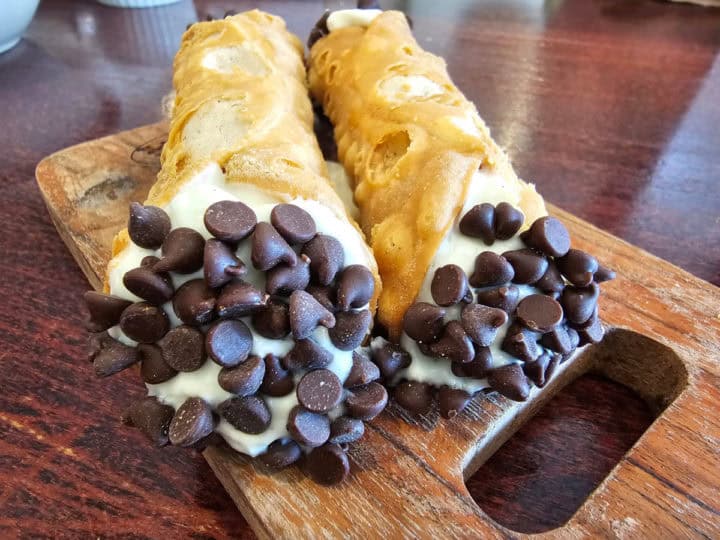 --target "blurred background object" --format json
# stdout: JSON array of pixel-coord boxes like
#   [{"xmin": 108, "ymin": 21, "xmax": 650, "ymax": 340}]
[
  {"xmin": 0, "ymin": 0, "xmax": 41, "ymax": 54},
  {"xmin": 97, "ymin": 0, "xmax": 183, "ymax": 7}
]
